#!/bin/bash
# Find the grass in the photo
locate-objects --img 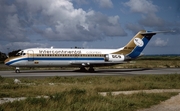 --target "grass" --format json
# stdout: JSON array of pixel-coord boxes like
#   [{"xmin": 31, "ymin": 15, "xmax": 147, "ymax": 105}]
[
  {"xmin": 0, "ymin": 91, "xmax": 177, "ymax": 111},
  {"xmin": 116, "ymin": 59, "xmax": 180, "ymax": 69},
  {"xmin": 0, "ymin": 75, "xmax": 180, "ymax": 110},
  {"xmin": 1, "ymin": 75, "xmax": 180, "ymax": 97}
]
